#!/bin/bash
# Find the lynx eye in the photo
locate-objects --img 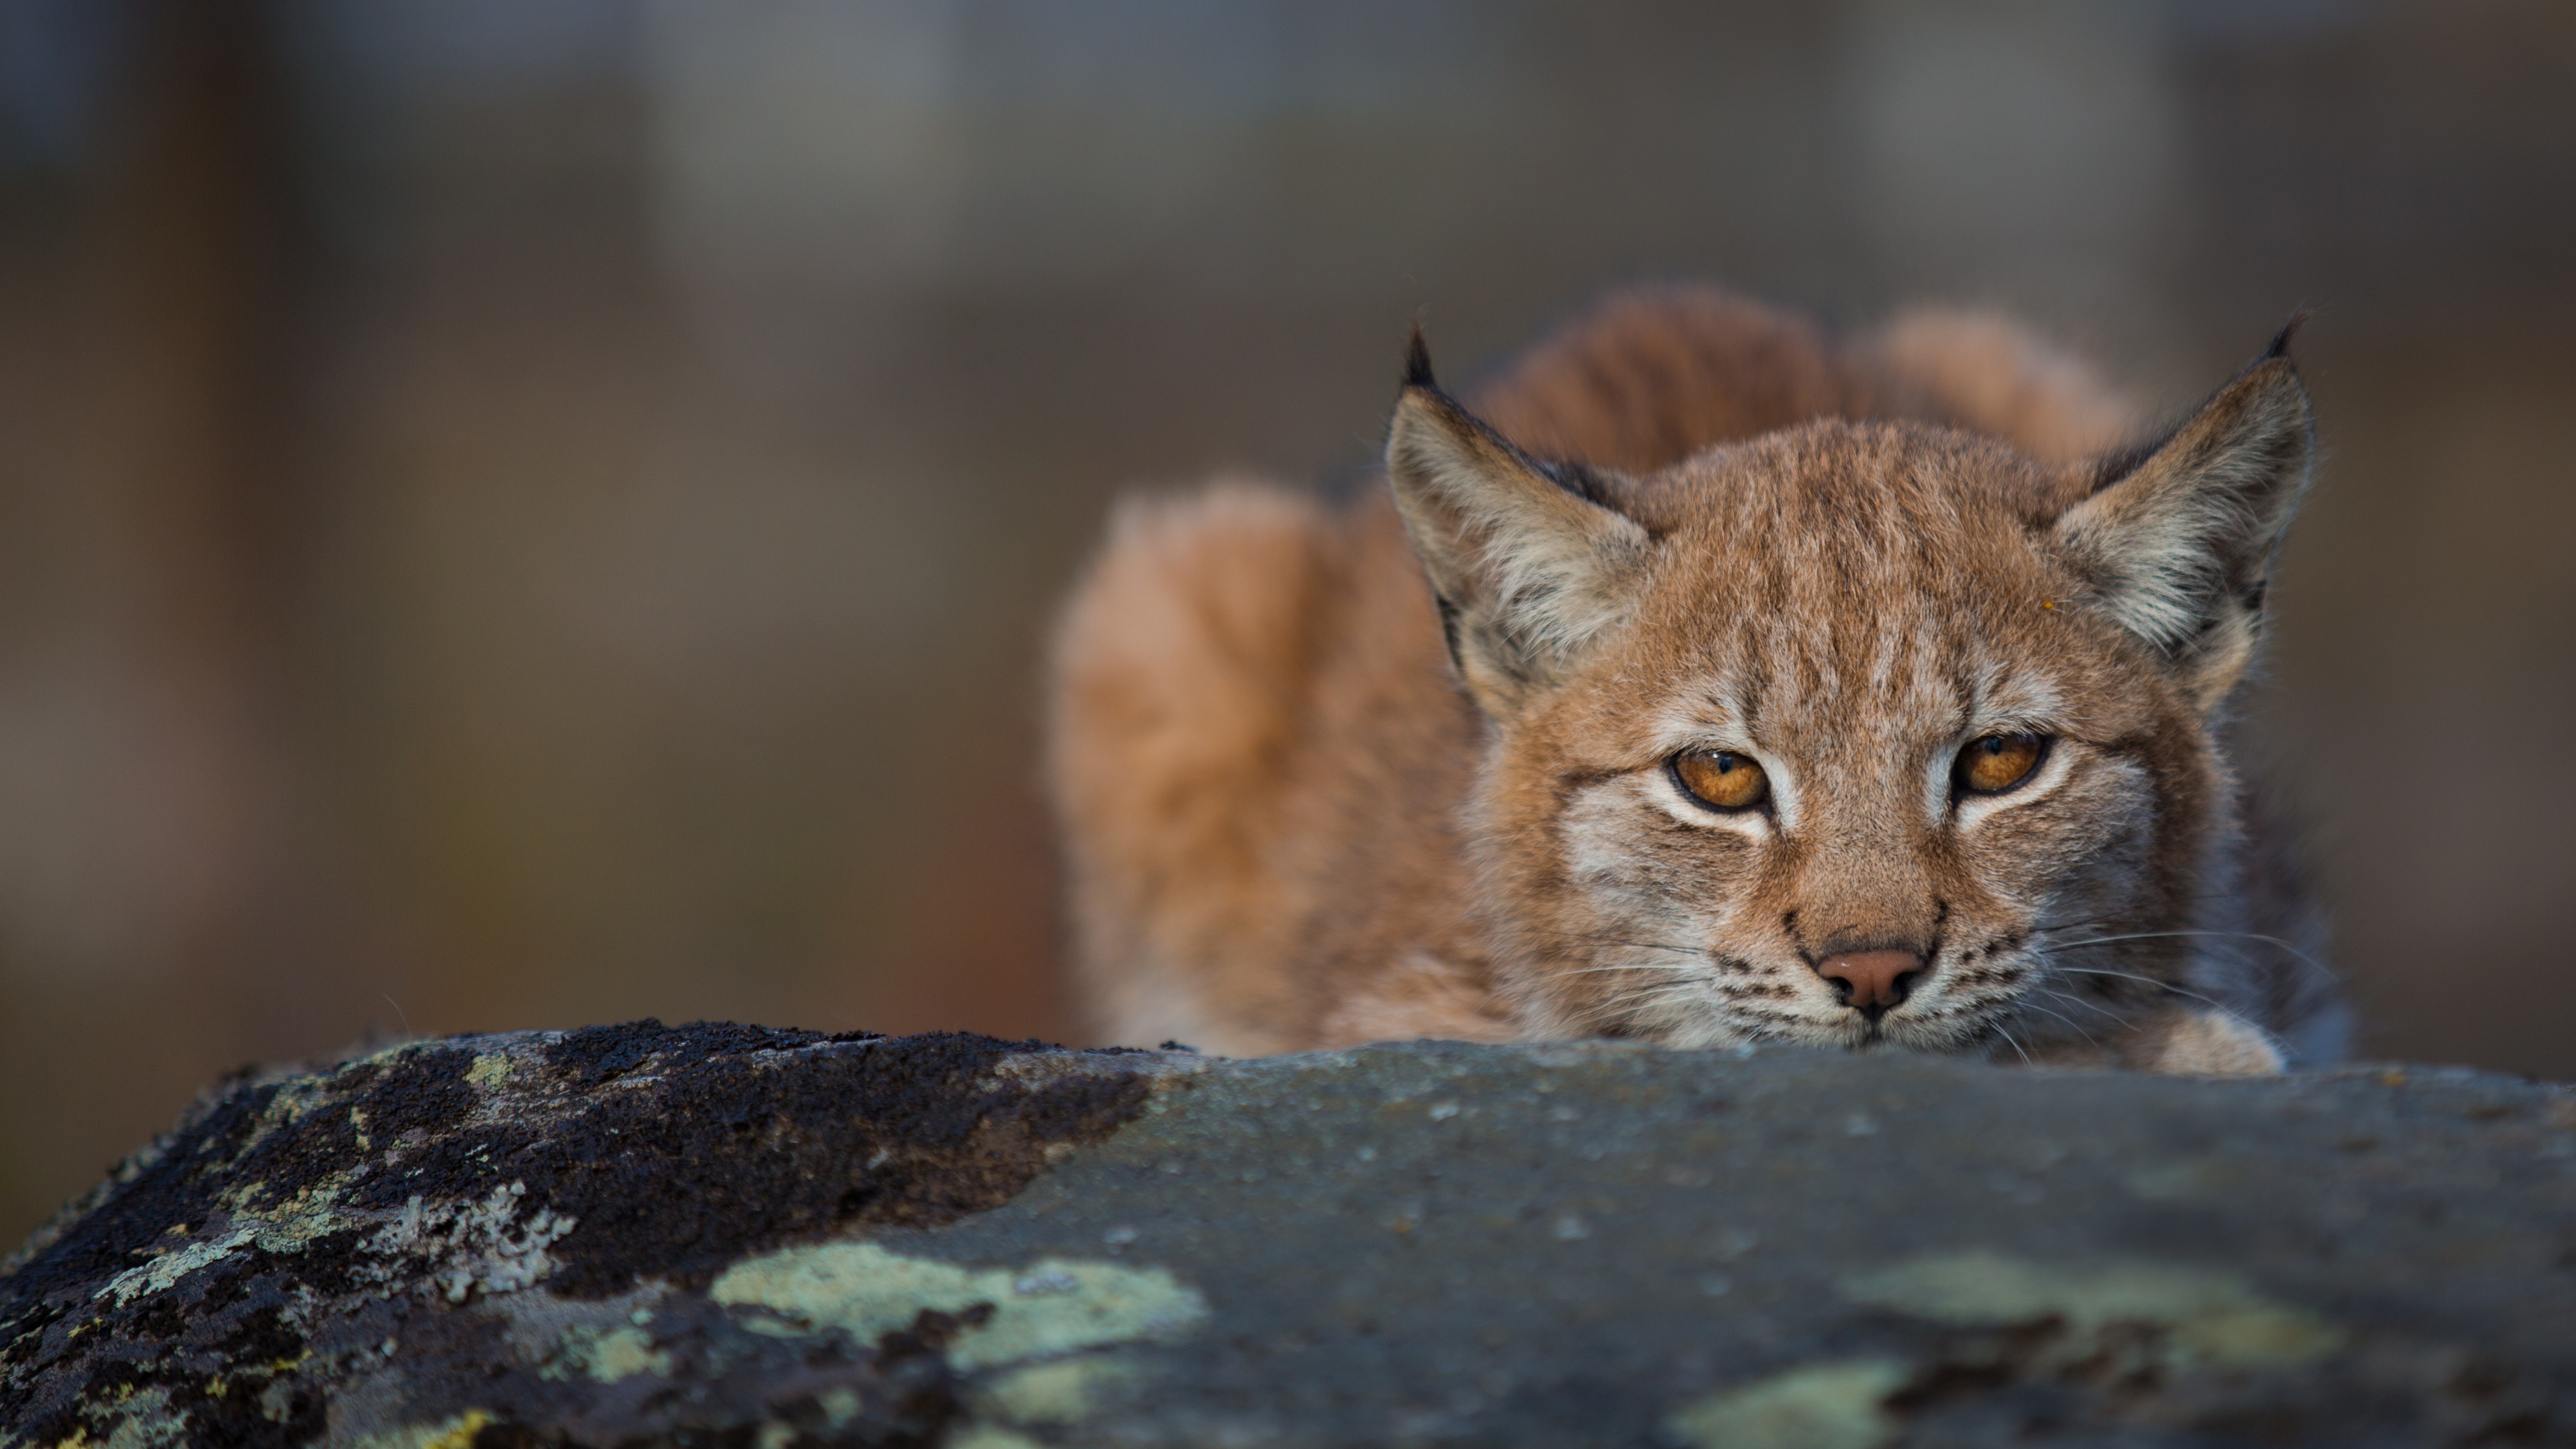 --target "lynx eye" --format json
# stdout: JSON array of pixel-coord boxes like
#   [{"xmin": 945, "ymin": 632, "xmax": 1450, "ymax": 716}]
[
  {"xmin": 1955, "ymin": 733, "xmax": 2050, "ymax": 795},
  {"xmin": 1672, "ymin": 748, "xmax": 1769, "ymax": 812}
]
